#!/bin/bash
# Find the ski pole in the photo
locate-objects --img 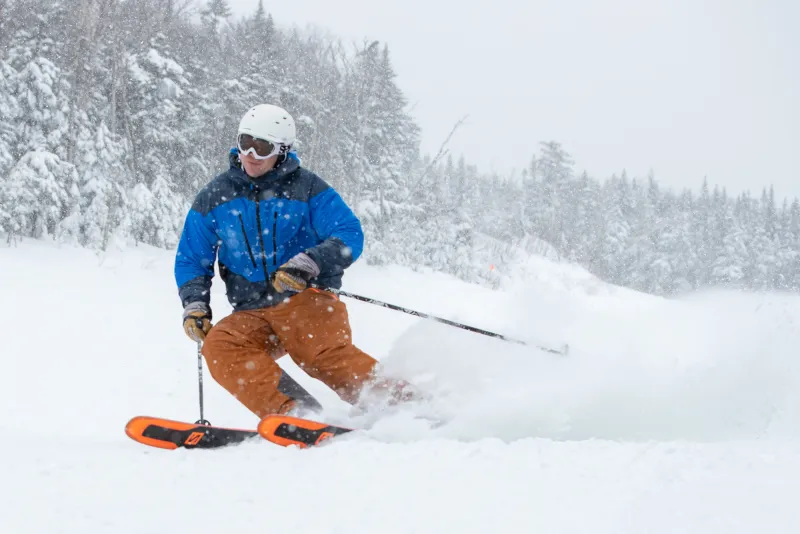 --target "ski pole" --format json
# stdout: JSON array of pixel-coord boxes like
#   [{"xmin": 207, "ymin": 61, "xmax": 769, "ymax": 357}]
[
  {"xmin": 317, "ymin": 286, "xmax": 568, "ymax": 356},
  {"xmin": 196, "ymin": 340, "xmax": 211, "ymax": 425}
]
